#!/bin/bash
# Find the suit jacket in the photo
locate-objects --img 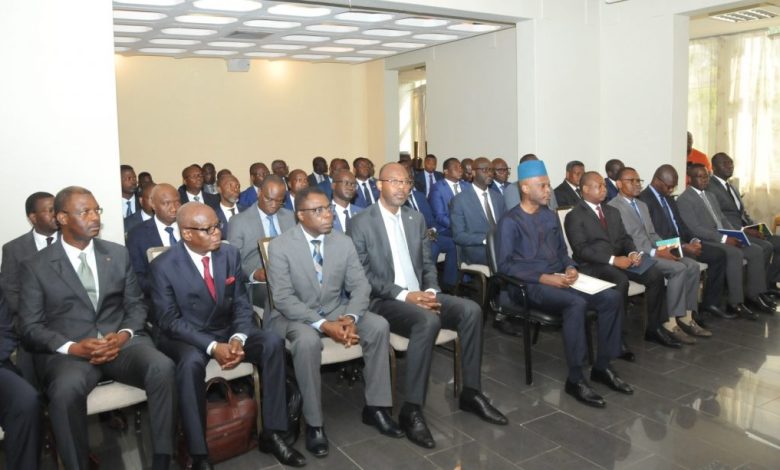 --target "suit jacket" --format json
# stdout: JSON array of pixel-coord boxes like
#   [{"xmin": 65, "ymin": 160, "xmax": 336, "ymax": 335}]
[
  {"xmin": 308, "ymin": 173, "xmax": 330, "ymax": 188},
  {"xmin": 316, "ymin": 179, "xmax": 334, "ymax": 201},
  {"xmin": 122, "ymin": 194, "xmax": 141, "ymax": 217},
  {"xmin": 216, "ymin": 203, "xmax": 248, "ymax": 240},
  {"xmin": 607, "ymin": 196, "xmax": 662, "ymax": 254},
  {"xmin": 126, "ymin": 218, "xmax": 165, "ymax": 296},
  {"xmin": 605, "ymin": 178, "xmax": 619, "ymax": 202},
  {"xmin": 353, "ymin": 179, "xmax": 379, "ymax": 208},
  {"xmin": 348, "ymin": 203, "xmax": 439, "ymax": 301},
  {"xmin": 554, "ymin": 180, "xmax": 581, "ymax": 208},
  {"xmin": 1, "ymin": 231, "xmax": 40, "ymax": 314},
  {"xmin": 676, "ymin": 187, "xmax": 734, "ymax": 242},
  {"xmin": 283, "ymin": 192, "xmax": 297, "ymax": 212},
  {"xmin": 178, "ymin": 187, "xmax": 220, "ymax": 212},
  {"xmin": 429, "ymin": 179, "xmax": 469, "ymax": 237},
  {"xmin": 490, "ymin": 180, "xmax": 511, "ymax": 196},
  {"xmin": 19, "ymin": 239, "xmax": 147, "ymax": 353},
  {"xmin": 707, "ymin": 178, "xmax": 753, "ymax": 228},
  {"xmin": 564, "ymin": 200, "xmax": 636, "ymax": 266},
  {"xmin": 150, "ymin": 242, "xmax": 254, "ymax": 350},
  {"xmin": 406, "ymin": 188, "xmax": 435, "ymax": 229},
  {"xmin": 331, "ymin": 203, "xmax": 362, "ymax": 232},
  {"xmin": 638, "ymin": 187, "xmax": 695, "ymax": 242},
  {"xmin": 0, "ymin": 288, "xmax": 17, "ymax": 364},
  {"xmin": 414, "ymin": 170, "xmax": 444, "ymax": 195},
  {"xmin": 451, "ymin": 186, "xmax": 506, "ymax": 265},
  {"xmin": 266, "ymin": 226, "xmax": 370, "ymax": 326},
  {"xmin": 238, "ymin": 186, "xmax": 259, "ymax": 209},
  {"xmin": 227, "ymin": 206, "xmax": 296, "ymax": 279}
]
